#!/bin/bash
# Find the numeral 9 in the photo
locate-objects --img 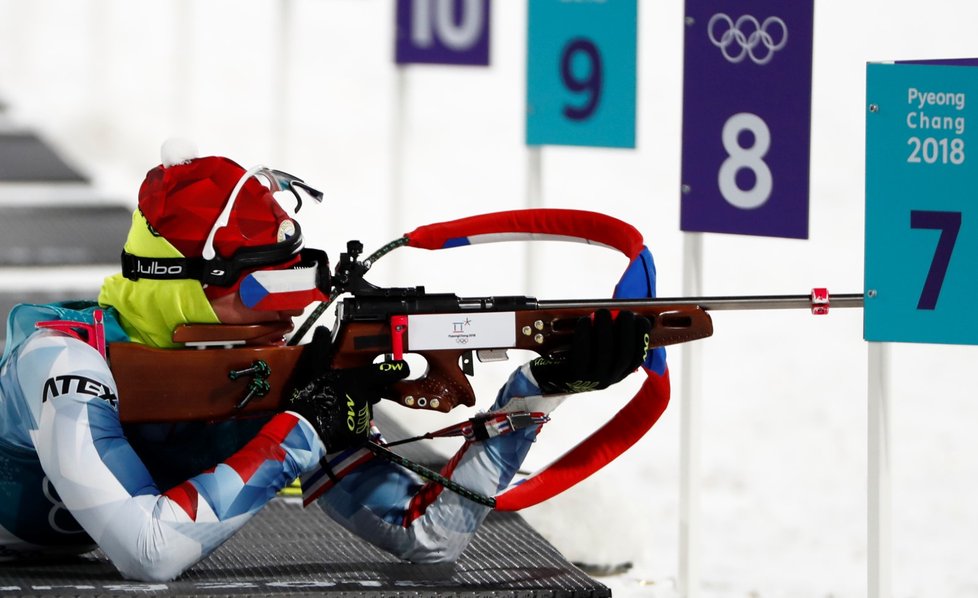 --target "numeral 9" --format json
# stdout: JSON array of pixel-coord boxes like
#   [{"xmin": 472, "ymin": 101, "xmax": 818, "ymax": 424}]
[{"xmin": 560, "ymin": 38, "xmax": 602, "ymax": 121}]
